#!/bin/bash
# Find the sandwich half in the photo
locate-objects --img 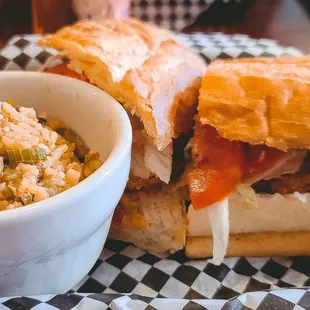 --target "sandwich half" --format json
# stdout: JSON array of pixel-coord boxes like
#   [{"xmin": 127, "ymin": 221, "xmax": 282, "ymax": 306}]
[
  {"xmin": 38, "ymin": 18, "xmax": 206, "ymax": 253},
  {"xmin": 186, "ymin": 56, "xmax": 310, "ymax": 263}
]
